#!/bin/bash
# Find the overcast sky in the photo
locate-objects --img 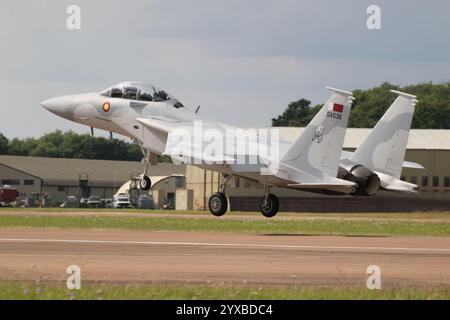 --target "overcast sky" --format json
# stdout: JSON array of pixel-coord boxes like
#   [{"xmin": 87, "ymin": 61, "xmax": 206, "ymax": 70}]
[{"xmin": 1, "ymin": 0, "xmax": 449, "ymax": 139}]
